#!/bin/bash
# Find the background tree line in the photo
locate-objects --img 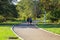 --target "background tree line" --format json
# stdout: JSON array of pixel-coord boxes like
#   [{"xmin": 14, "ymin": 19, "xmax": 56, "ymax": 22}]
[
  {"xmin": 16, "ymin": 0, "xmax": 60, "ymax": 23},
  {"xmin": 0, "ymin": 0, "xmax": 60, "ymax": 23}
]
